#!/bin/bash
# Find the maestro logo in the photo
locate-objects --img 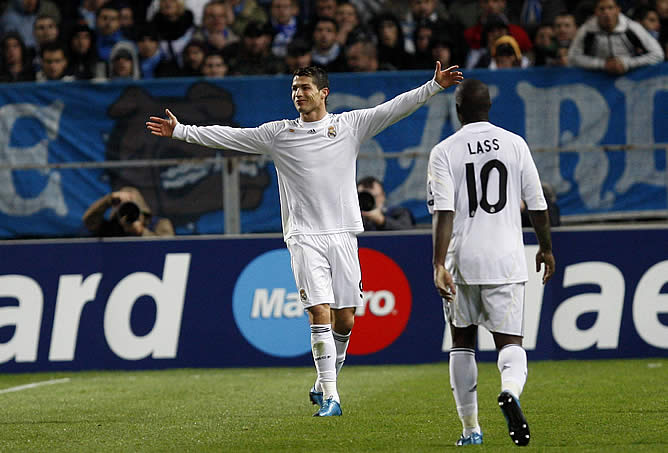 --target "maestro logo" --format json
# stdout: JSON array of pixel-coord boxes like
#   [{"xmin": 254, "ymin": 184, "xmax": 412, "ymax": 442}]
[{"xmin": 232, "ymin": 248, "xmax": 412, "ymax": 358}]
